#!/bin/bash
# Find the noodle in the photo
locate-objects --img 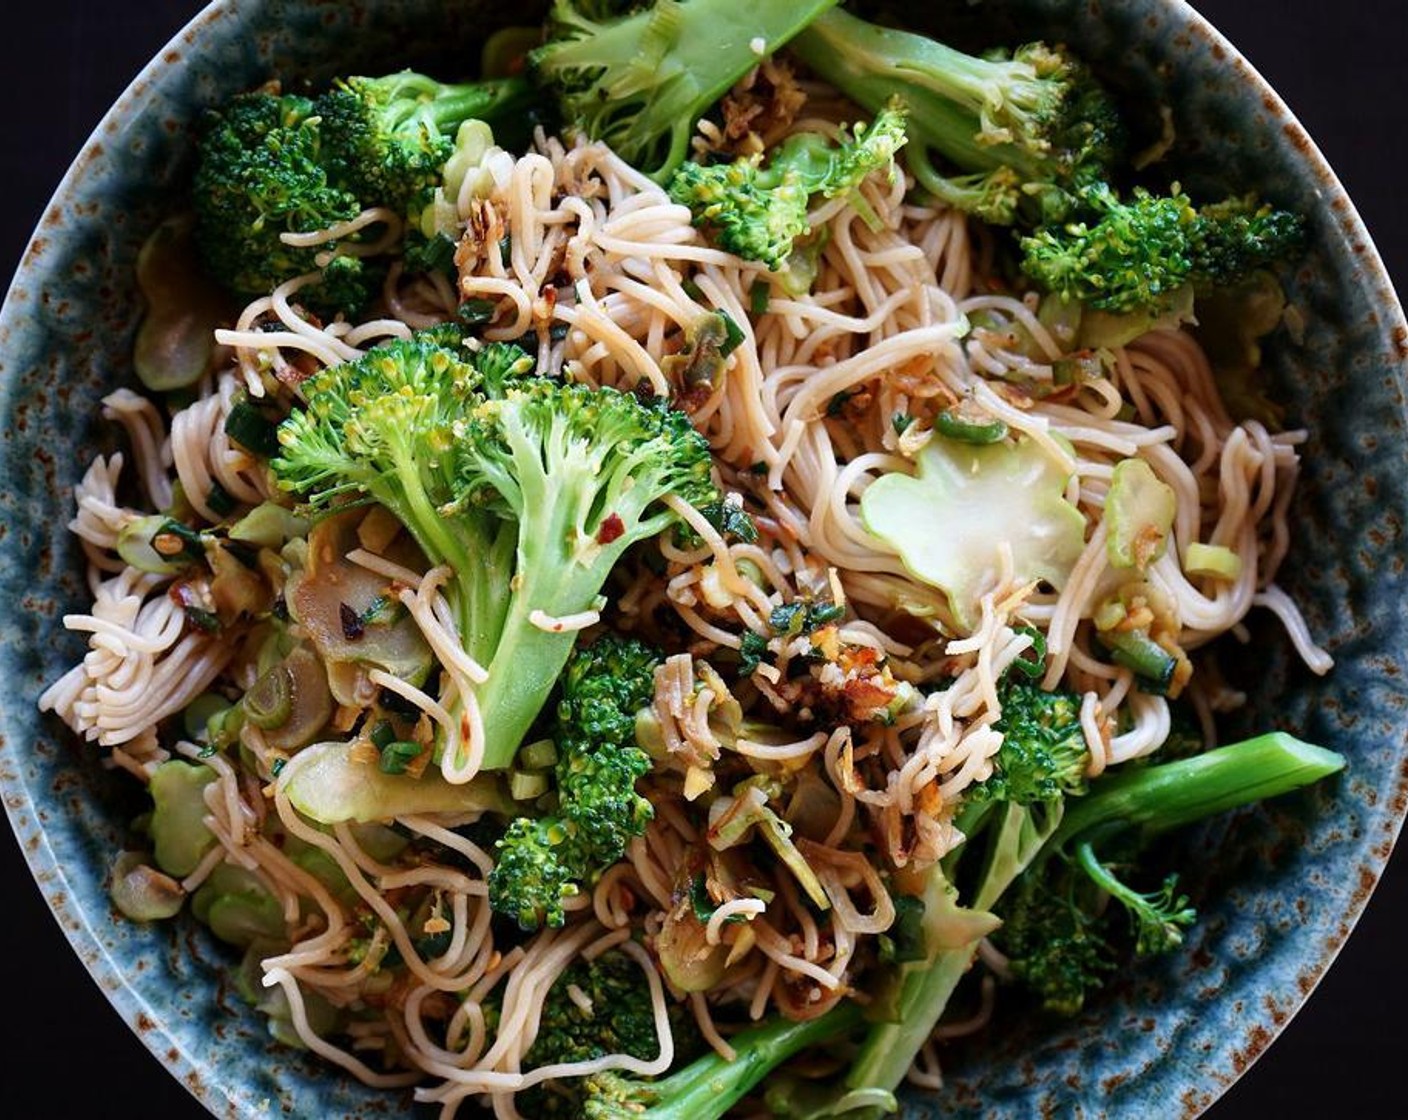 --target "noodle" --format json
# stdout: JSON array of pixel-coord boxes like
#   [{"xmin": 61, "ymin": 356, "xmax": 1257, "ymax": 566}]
[{"xmin": 40, "ymin": 50, "xmax": 1334, "ymax": 1119}]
